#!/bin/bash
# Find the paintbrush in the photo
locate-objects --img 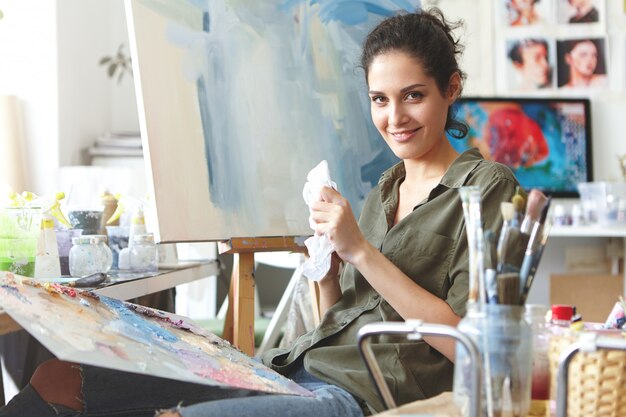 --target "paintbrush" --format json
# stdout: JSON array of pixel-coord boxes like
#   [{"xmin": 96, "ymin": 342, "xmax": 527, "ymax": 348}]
[
  {"xmin": 520, "ymin": 190, "xmax": 548, "ymax": 236},
  {"xmin": 511, "ymin": 187, "xmax": 526, "ymax": 228},
  {"xmin": 519, "ymin": 218, "xmax": 552, "ymax": 305},
  {"xmin": 519, "ymin": 196, "xmax": 552, "ymax": 294},
  {"xmin": 497, "ymin": 189, "xmax": 547, "ymax": 274},
  {"xmin": 497, "ymin": 272, "xmax": 520, "ymax": 305},
  {"xmin": 484, "ymin": 229, "xmax": 498, "ymax": 304},
  {"xmin": 497, "ymin": 227, "xmax": 526, "ymax": 274},
  {"xmin": 496, "ymin": 202, "xmax": 514, "ymax": 266}
]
